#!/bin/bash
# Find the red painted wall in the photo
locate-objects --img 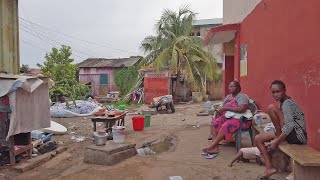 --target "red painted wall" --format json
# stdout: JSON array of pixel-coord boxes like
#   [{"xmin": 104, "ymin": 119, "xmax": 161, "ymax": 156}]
[
  {"xmin": 144, "ymin": 78, "xmax": 170, "ymax": 104},
  {"xmin": 238, "ymin": 0, "xmax": 320, "ymax": 150}
]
